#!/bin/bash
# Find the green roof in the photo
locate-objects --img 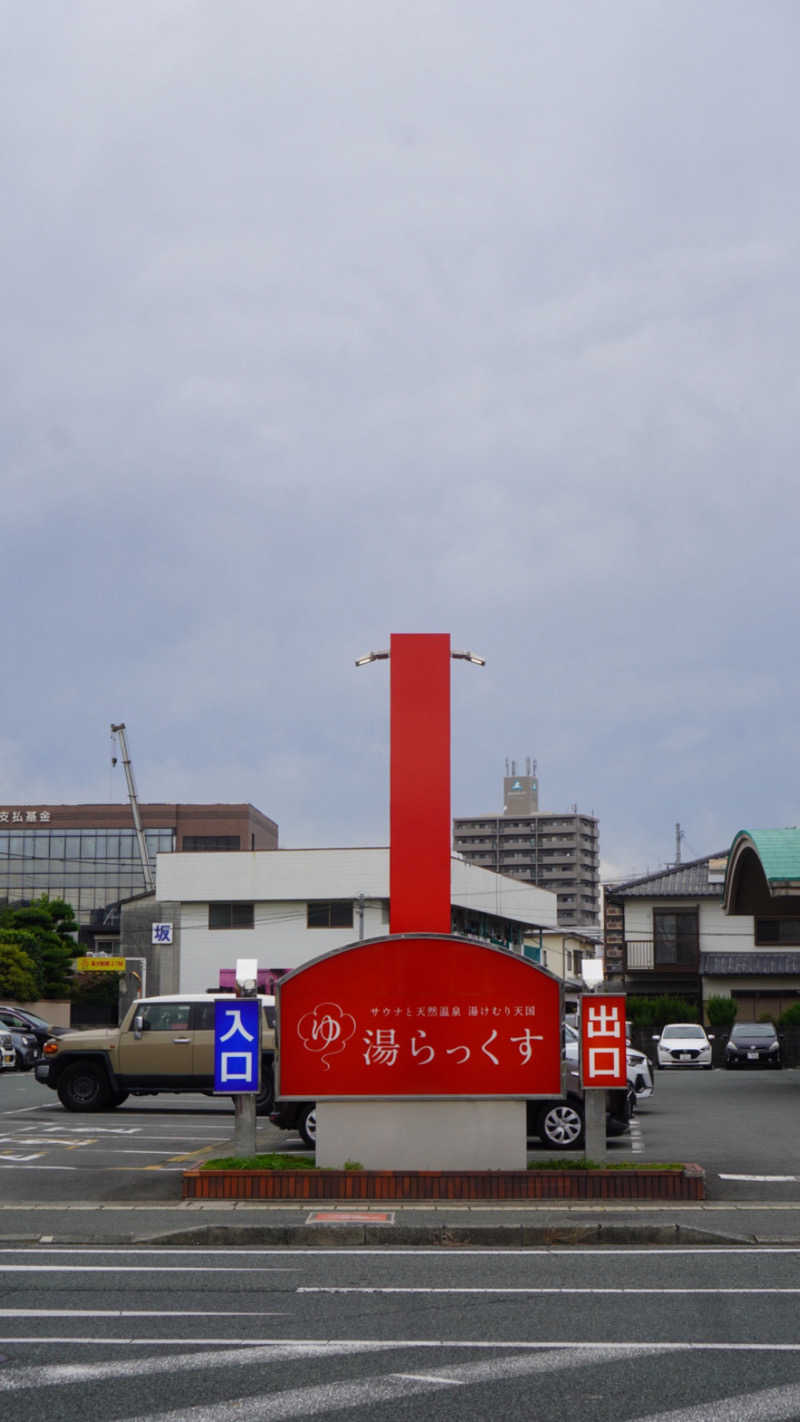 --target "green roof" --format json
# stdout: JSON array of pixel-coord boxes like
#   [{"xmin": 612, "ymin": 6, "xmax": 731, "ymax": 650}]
[{"xmin": 728, "ymin": 828, "xmax": 800, "ymax": 884}]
